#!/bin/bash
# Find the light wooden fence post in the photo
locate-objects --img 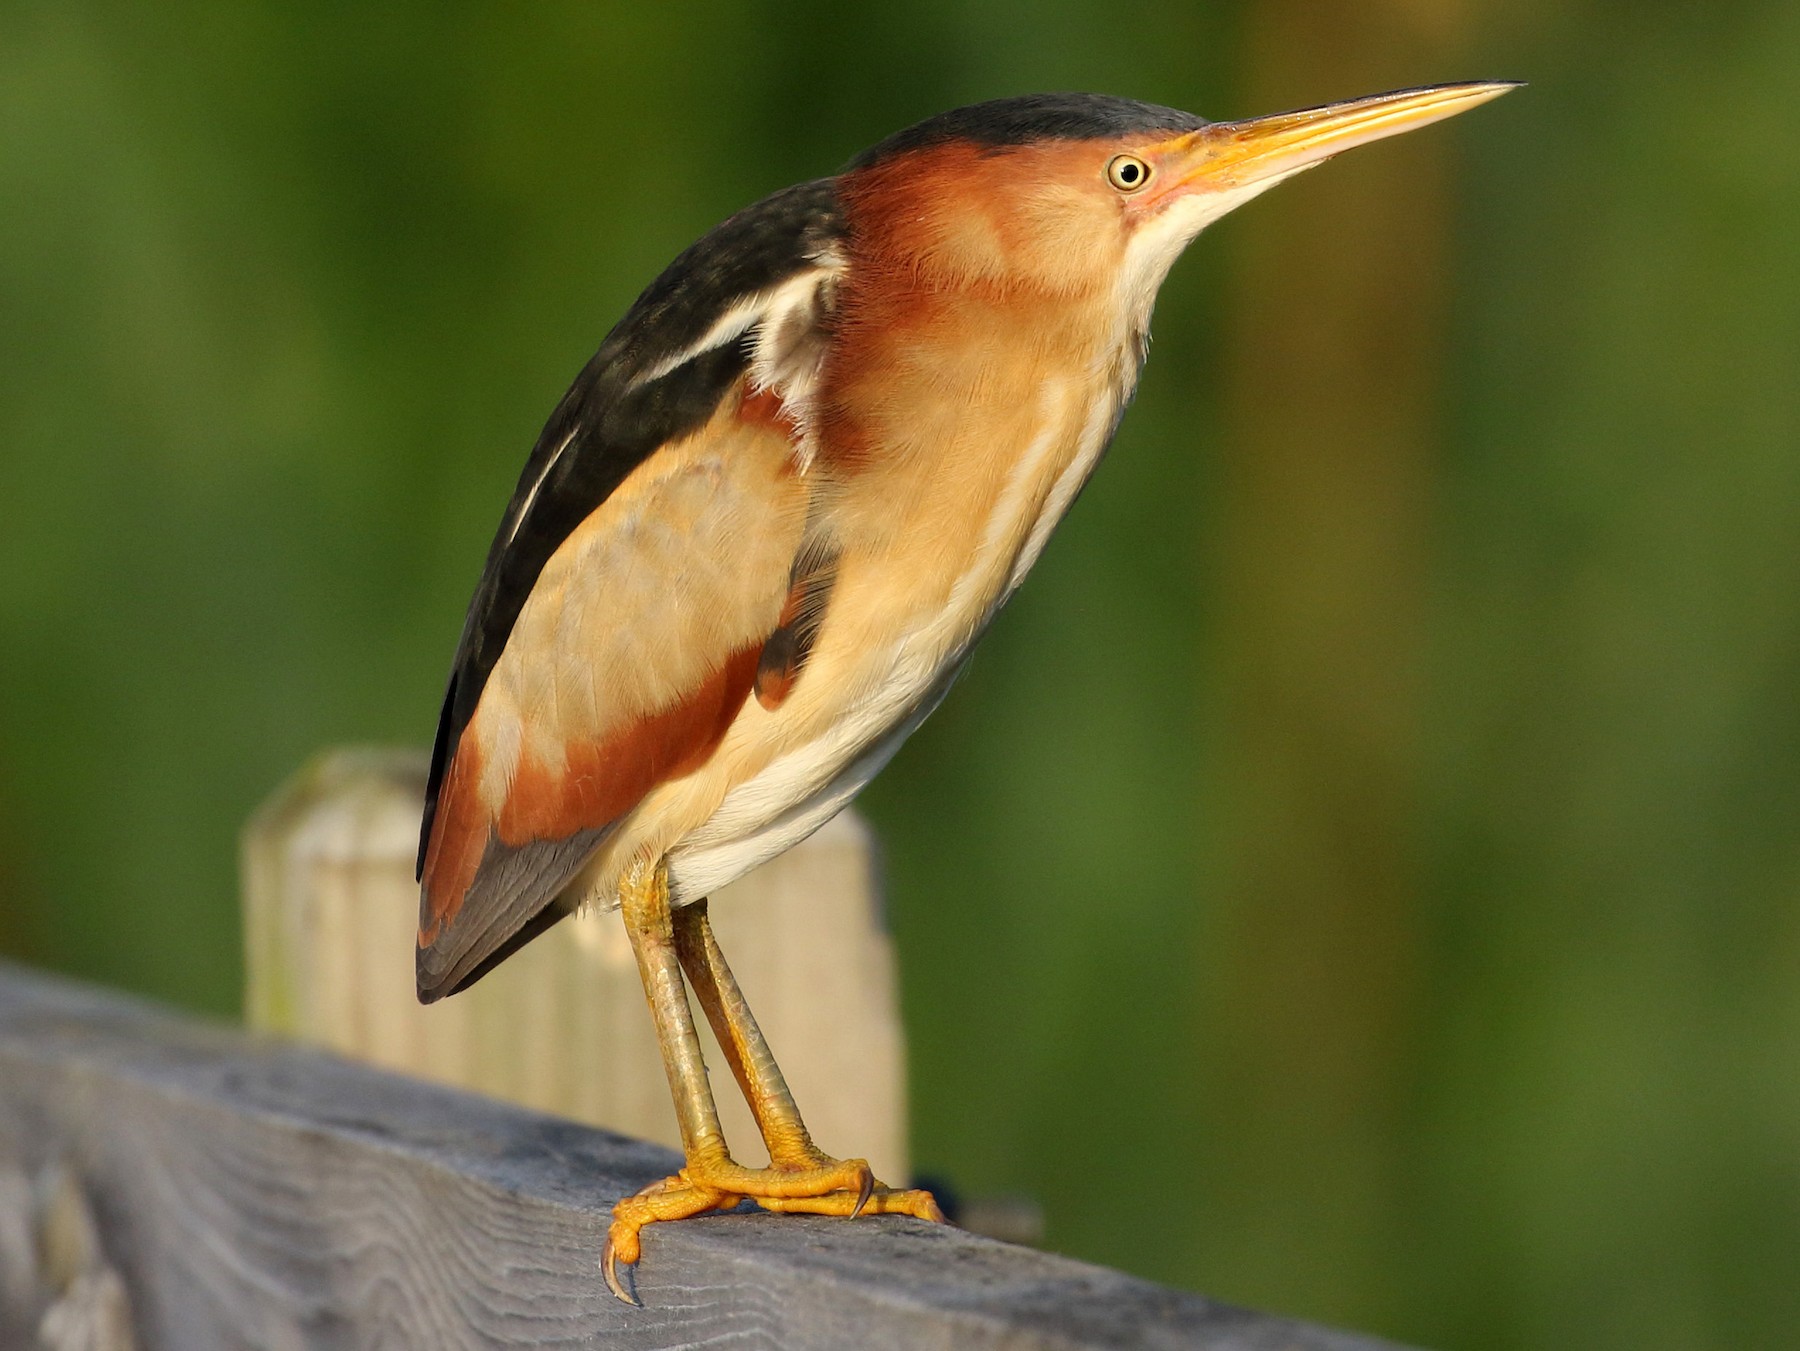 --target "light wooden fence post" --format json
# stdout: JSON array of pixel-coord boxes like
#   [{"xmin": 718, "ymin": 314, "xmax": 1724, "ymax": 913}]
[{"xmin": 241, "ymin": 746, "xmax": 908, "ymax": 1183}]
